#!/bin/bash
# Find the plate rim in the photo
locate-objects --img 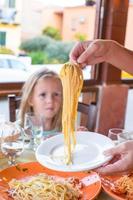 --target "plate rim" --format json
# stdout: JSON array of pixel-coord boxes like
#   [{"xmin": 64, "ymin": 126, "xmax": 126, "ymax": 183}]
[{"xmin": 102, "ymin": 183, "xmax": 126, "ymax": 200}]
